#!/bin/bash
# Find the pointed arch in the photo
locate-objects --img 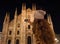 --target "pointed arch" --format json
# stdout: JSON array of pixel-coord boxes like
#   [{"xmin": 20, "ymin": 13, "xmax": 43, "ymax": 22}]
[
  {"xmin": 27, "ymin": 36, "xmax": 31, "ymax": 44},
  {"xmin": 8, "ymin": 39, "xmax": 11, "ymax": 44},
  {"xmin": 16, "ymin": 39, "xmax": 19, "ymax": 44}
]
